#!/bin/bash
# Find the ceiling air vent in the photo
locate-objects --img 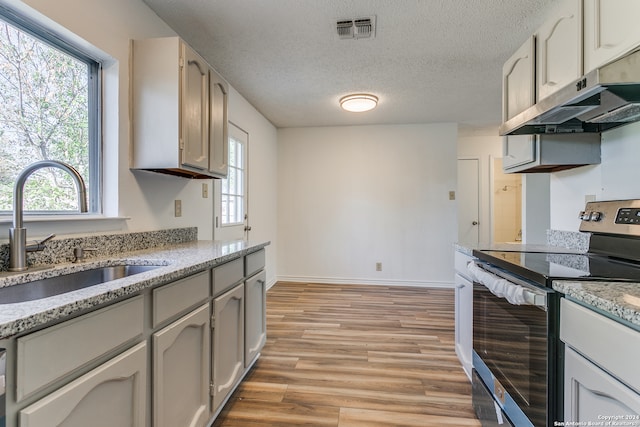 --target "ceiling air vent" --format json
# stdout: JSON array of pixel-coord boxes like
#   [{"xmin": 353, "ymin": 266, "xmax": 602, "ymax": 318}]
[{"xmin": 336, "ymin": 16, "xmax": 376, "ymax": 40}]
